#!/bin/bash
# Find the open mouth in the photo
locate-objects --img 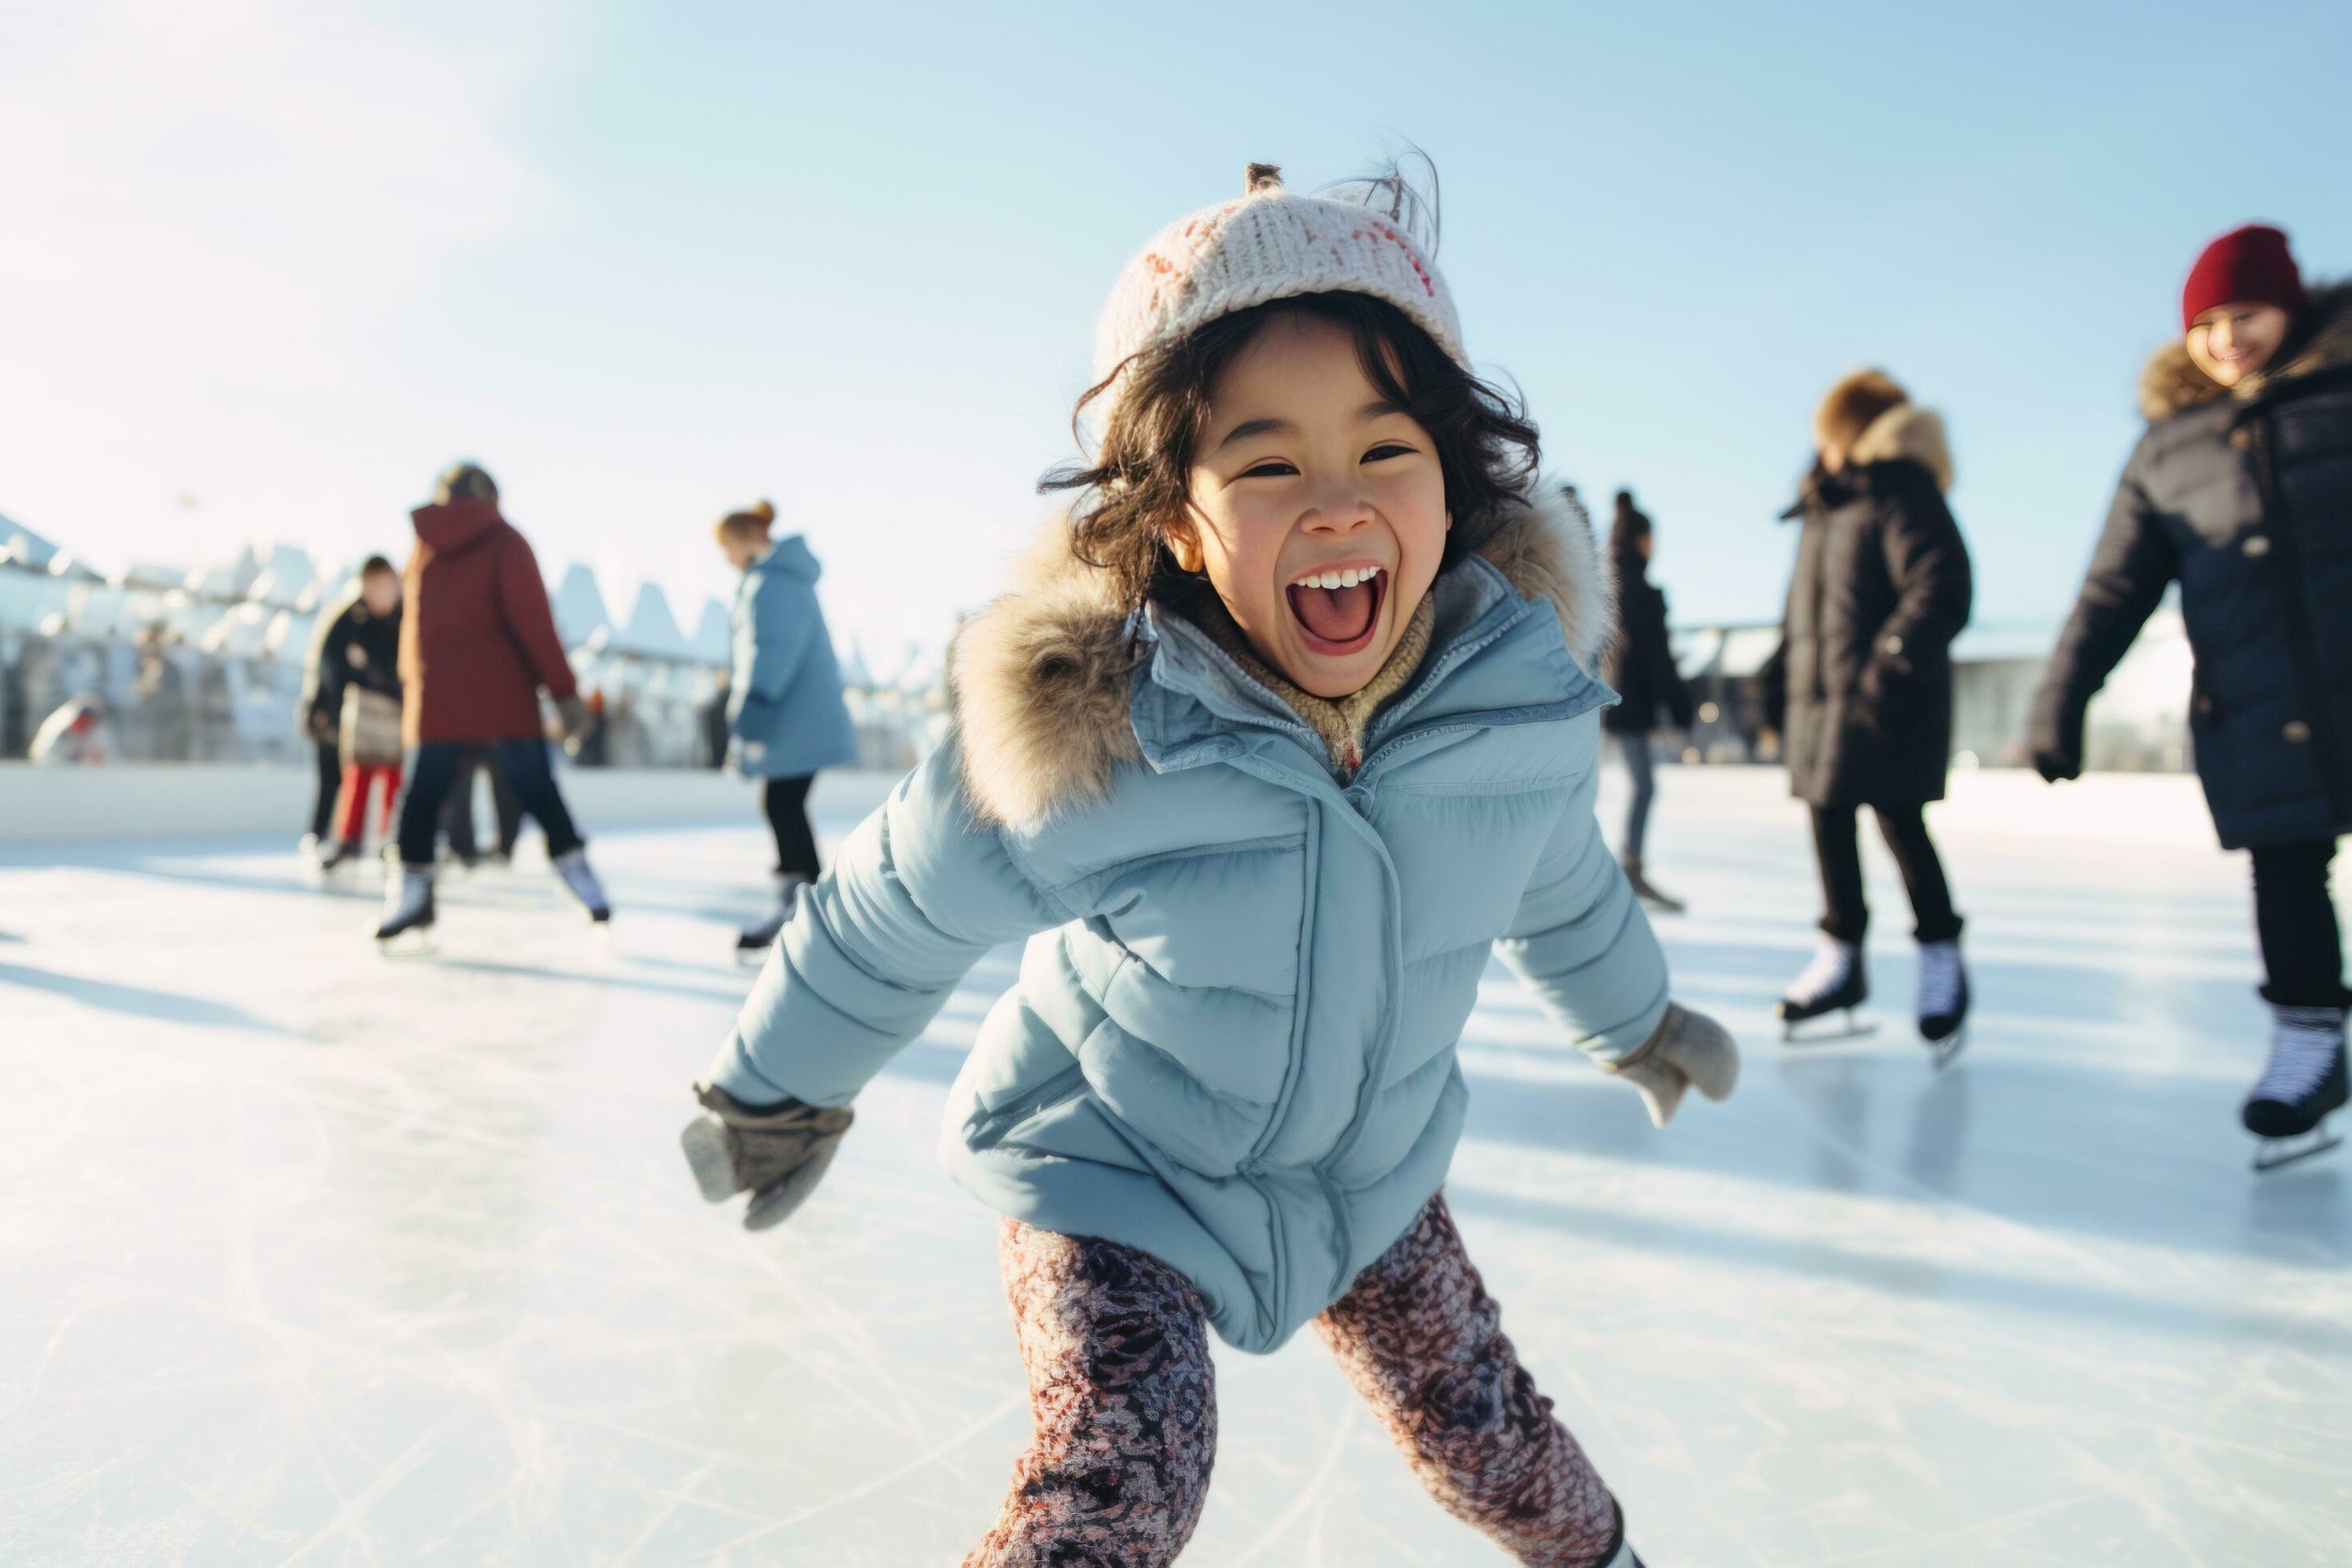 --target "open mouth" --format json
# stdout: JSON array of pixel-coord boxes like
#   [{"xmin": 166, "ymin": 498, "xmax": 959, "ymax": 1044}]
[{"xmin": 1284, "ymin": 563, "xmax": 1387, "ymax": 657}]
